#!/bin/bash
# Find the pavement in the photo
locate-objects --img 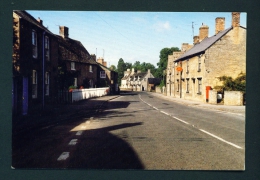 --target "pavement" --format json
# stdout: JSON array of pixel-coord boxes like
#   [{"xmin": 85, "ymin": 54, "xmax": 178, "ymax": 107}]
[
  {"xmin": 12, "ymin": 95, "xmax": 120, "ymax": 135},
  {"xmin": 147, "ymin": 92, "xmax": 245, "ymax": 116},
  {"xmin": 13, "ymin": 91, "xmax": 245, "ymax": 135}
]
